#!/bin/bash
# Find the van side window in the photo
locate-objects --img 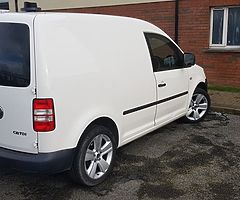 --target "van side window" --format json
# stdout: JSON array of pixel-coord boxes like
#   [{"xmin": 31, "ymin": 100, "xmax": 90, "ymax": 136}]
[
  {"xmin": 144, "ymin": 33, "xmax": 184, "ymax": 72},
  {"xmin": 0, "ymin": 23, "xmax": 30, "ymax": 87}
]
